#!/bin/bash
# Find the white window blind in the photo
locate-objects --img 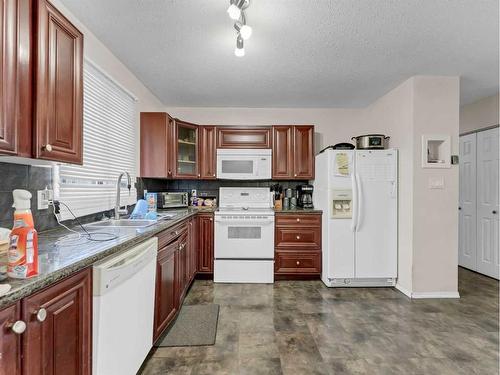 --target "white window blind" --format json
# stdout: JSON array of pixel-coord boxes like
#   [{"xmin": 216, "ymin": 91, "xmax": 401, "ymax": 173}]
[{"xmin": 56, "ymin": 61, "xmax": 138, "ymax": 220}]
